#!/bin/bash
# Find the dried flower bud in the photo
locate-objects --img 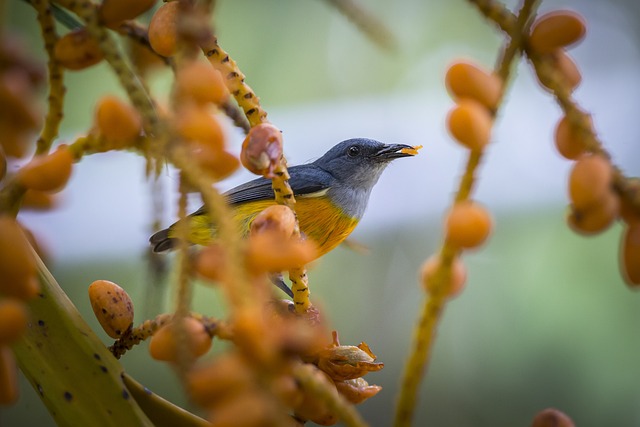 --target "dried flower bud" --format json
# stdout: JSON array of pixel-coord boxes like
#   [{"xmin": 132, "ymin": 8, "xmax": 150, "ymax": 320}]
[
  {"xmin": 250, "ymin": 205, "xmax": 297, "ymax": 239},
  {"xmin": 149, "ymin": 317, "xmax": 212, "ymax": 362},
  {"xmin": 317, "ymin": 332, "xmax": 383, "ymax": 381},
  {"xmin": 335, "ymin": 377, "xmax": 382, "ymax": 404},
  {"xmin": 88, "ymin": 280, "xmax": 134, "ymax": 338},
  {"xmin": 530, "ymin": 408, "xmax": 575, "ymax": 427},
  {"xmin": 0, "ymin": 216, "xmax": 39, "ymax": 300},
  {"xmin": 445, "ymin": 60, "xmax": 502, "ymax": 110},
  {"xmin": 54, "ymin": 27, "xmax": 104, "ymax": 70},
  {"xmin": 0, "ymin": 299, "xmax": 28, "ymax": 345},
  {"xmin": 241, "ymin": 123, "xmax": 283, "ymax": 177},
  {"xmin": 16, "ymin": 145, "xmax": 74, "ymax": 193}
]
